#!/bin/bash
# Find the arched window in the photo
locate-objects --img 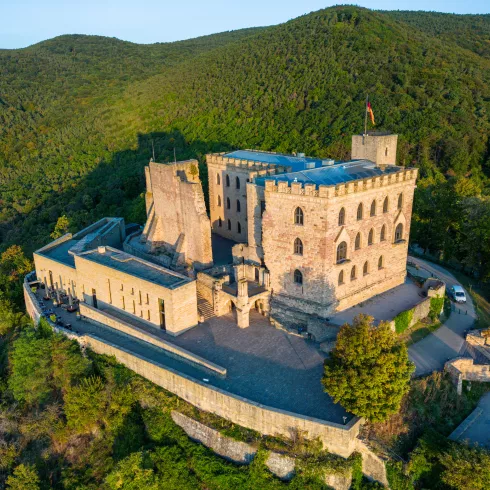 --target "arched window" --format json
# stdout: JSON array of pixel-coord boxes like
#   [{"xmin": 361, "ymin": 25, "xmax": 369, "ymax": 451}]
[
  {"xmin": 350, "ymin": 266, "xmax": 356, "ymax": 281},
  {"xmin": 338, "ymin": 207, "xmax": 345, "ymax": 226},
  {"xmin": 383, "ymin": 197, "xmax": 389, "ymax": 213},
  {"xmin": 357, "ymin": 203, "xmax": 363, "ymax": 221},
  {"xmin": 370, "ymin": 200, "xmax": 376, "ymax": 217},
  {"xmin": 385, "ymin": 147, "xmax": 388, "ymax": 157},
  {"xmin": 378, "ymin": 256, "xmax": 384, "ymax": 269},
  {"xmin": 217, "ymin": 195, "xmax": 221, "ymax": 207},
  {"xmin": 355, "ymin": 232, "xmax": 361, "ymax": 250},
  {"xmin": 218, "ymin": 218, "xmax": 222, "ymax": 227},
  {"xmin": 338, "ymin": 270, "xmax": 344, "ymax": 285},
  {"xmin": 217, "ymin": 173, "xmax": 220, "ymax": 185},
  {"xmin": 226, "ymin": 197, "xmax": 231, "ymax": 209},
  {"xmin": 380, "ymin": 225, "xmax": 386, "ymax": 242},
  {"xmin": 294, "ymin": 207, "xmax": 304, "ymax": 225},
  {"xmin": 236, "ymin": 176, "xmax": 240, "ymax": 189},
  {"xmin": 236, "ymin": 199, "xmax": 241, "ymax": 212},
  {"xmin": 226, "ymin": 174, "xmax": 230, "ymax": 187},
  {"xmin": 336, "ymin": 241, "xmax": 347, "ymax": 263},
  {"xmin": 395, "ymin": 223, "xmax": 403, "ymax": 242},
  {"xmin": 368, "ymin": 229, "xmax": 374, "ymax": 245},
  {"xmin": 293, "ymin": 269, "xmax": 303, "ymax": 285},
  {"xmin": 363, "ymin": 261, "xmax": 369, "ymax": 275},
  {"xmin": 294, "ymin": 238, "xmax": 303, "ymax": 255},
  {"xmin": 237, "ymin": 222, "xmax": 242, "ymax": 234},
  {"xmin": 227, "ymin": 219, "xmax": 231, "ymax": 230},
  {"xmin": 398, "ymin": 193, "xmax": 403, "ymax": 210}
]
